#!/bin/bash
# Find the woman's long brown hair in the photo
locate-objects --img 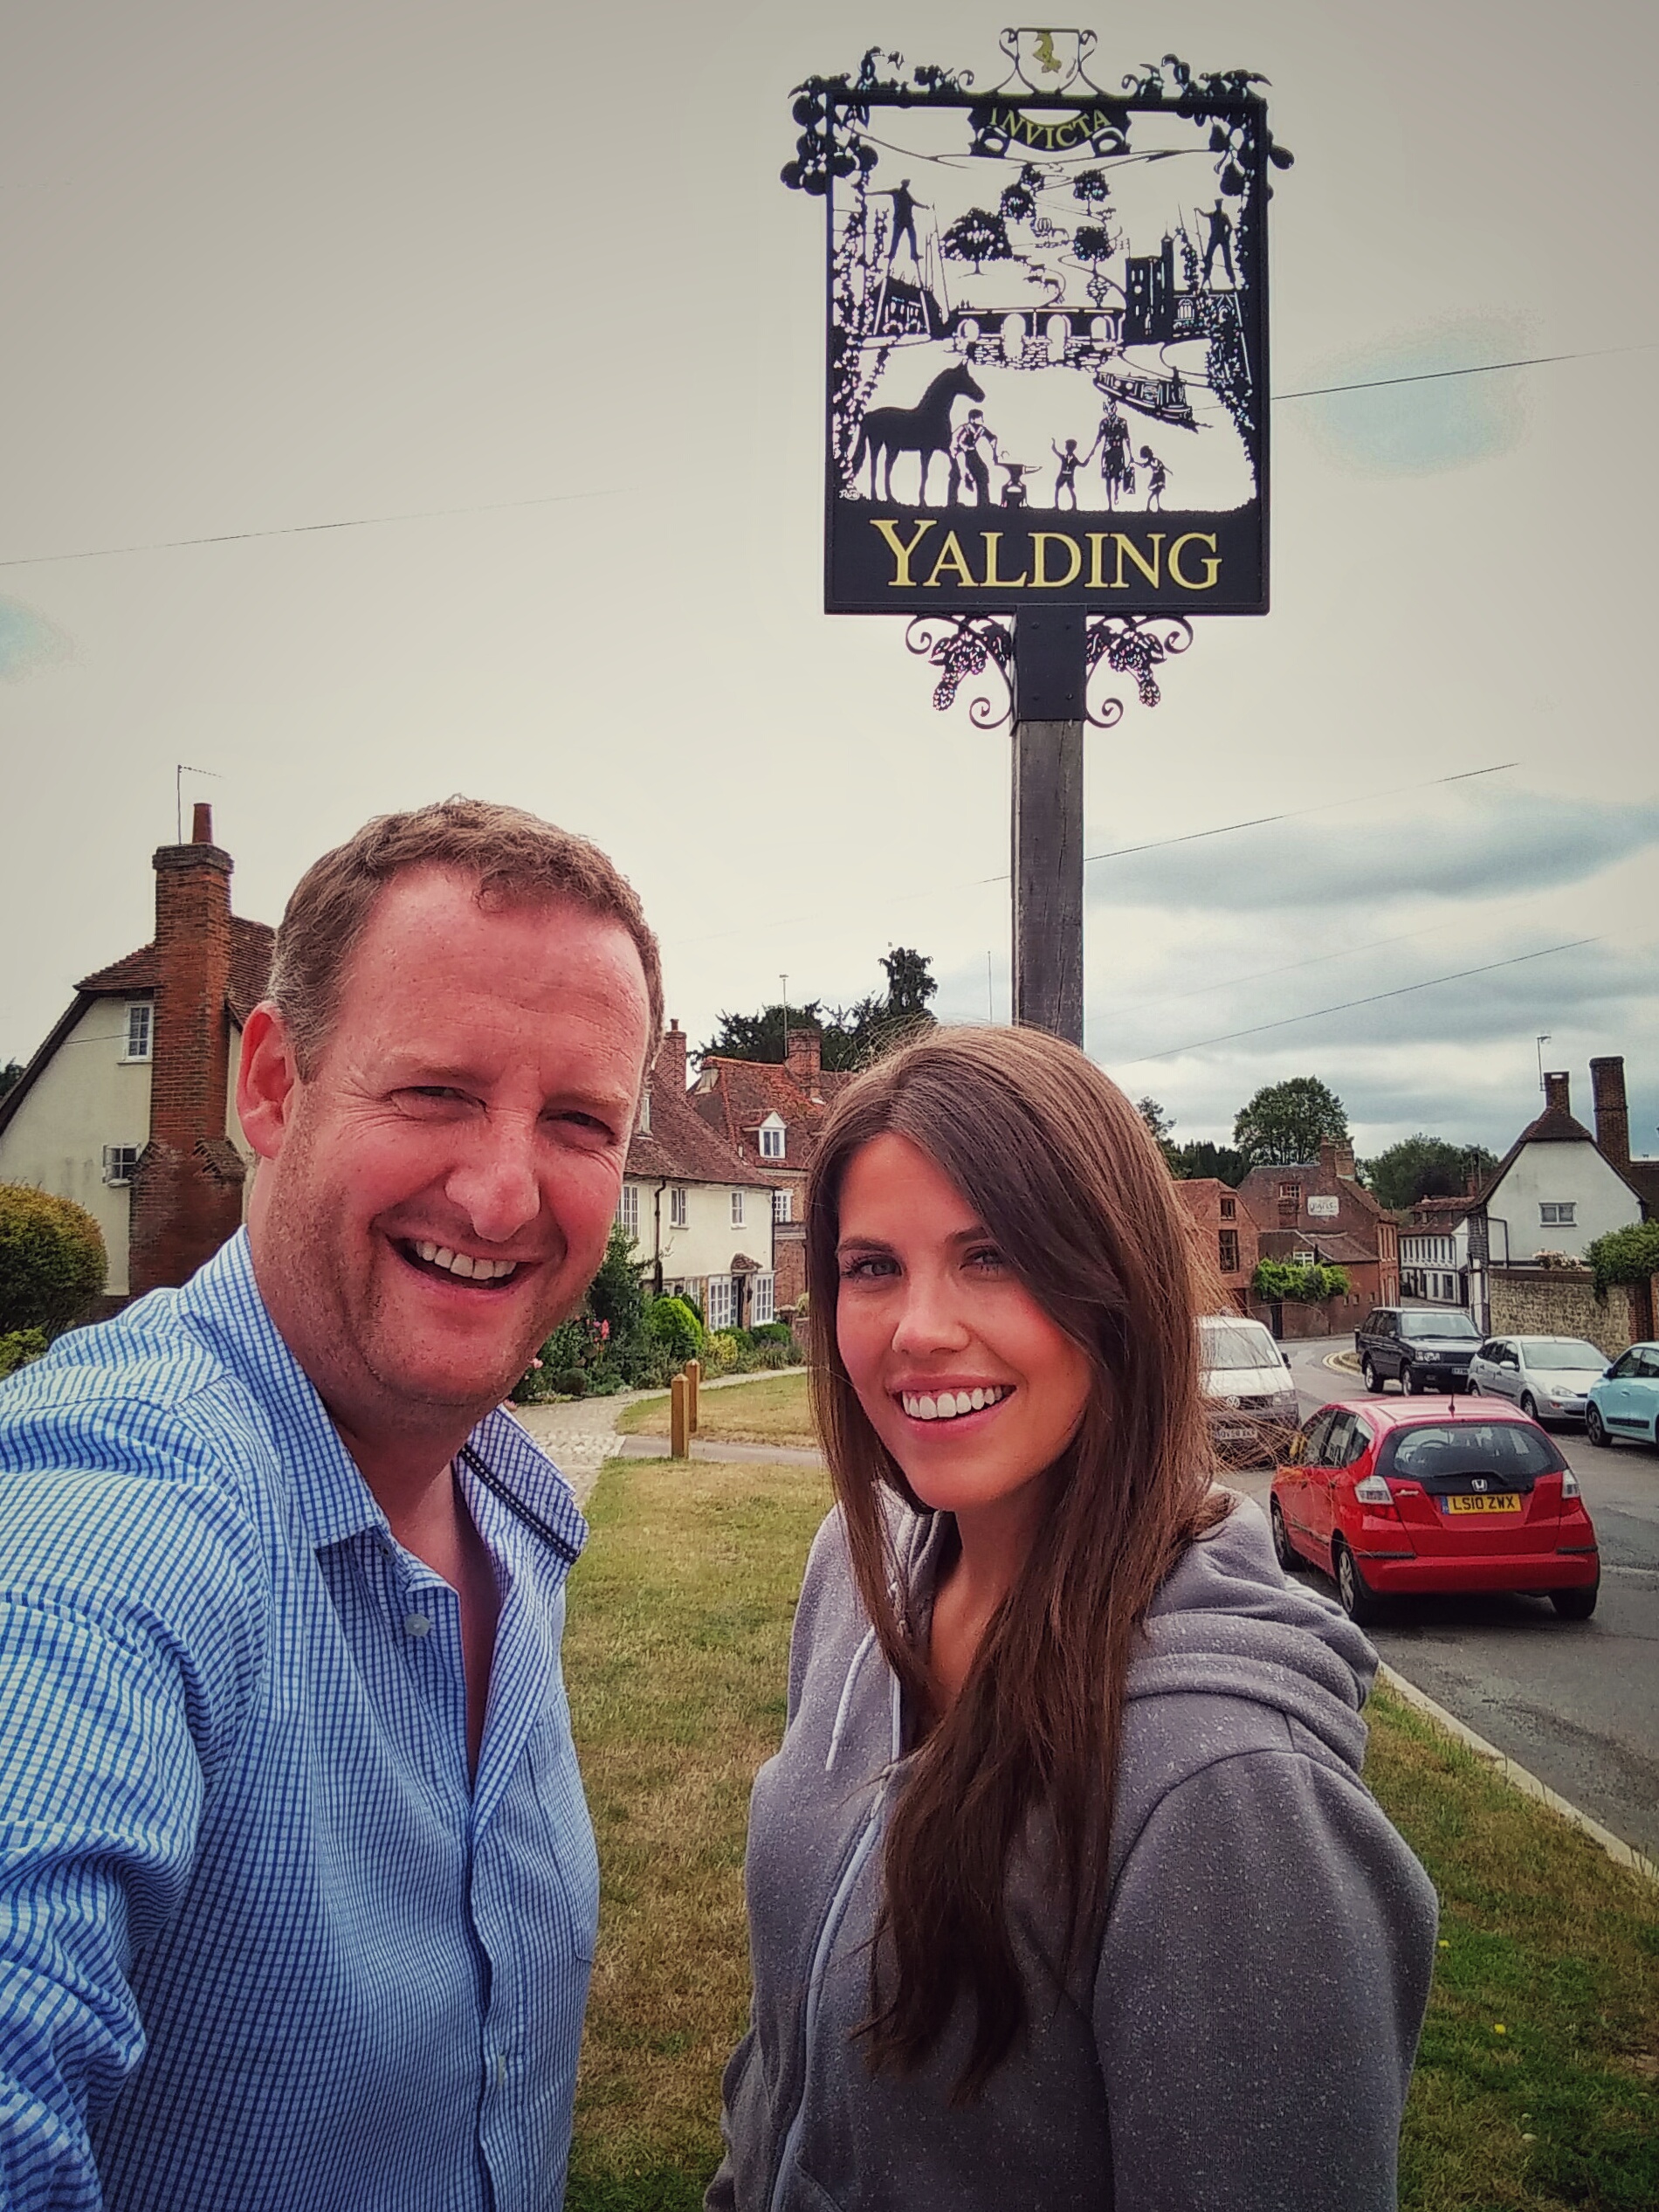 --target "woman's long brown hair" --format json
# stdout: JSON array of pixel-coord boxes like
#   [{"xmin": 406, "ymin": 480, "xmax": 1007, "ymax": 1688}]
[{"xmin": 804, "ymin": 1026, "xmax": 1226, "ymax": 2102}]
